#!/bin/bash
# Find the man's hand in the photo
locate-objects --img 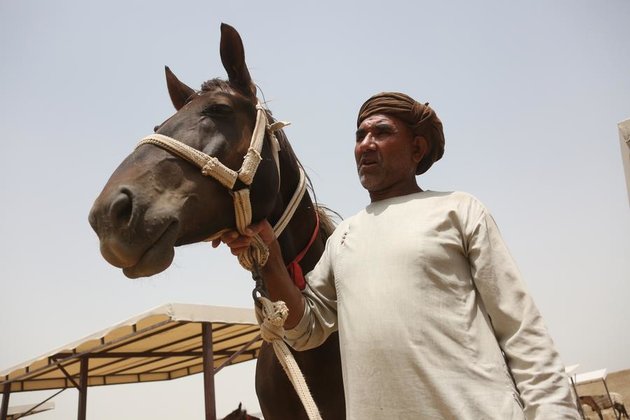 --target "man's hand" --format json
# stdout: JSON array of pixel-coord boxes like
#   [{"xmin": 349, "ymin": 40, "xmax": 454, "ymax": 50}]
[
  {"xmin": 211, "ymin": 219, "xmax": 275, "ymax": 256},
  {"xmin": 212, "ymin": 219, "xmax": 305, "ymax": 329}
]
